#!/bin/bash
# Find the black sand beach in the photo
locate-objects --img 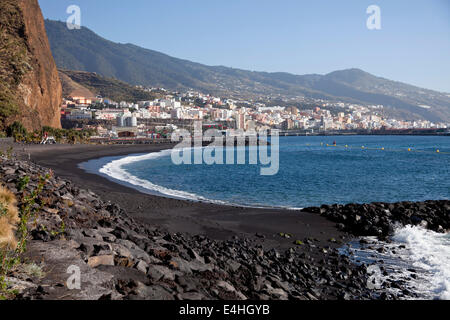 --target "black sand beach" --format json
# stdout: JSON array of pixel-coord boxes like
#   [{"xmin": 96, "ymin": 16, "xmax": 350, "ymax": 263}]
[
  {"xmin": 5, "ymin": 142, "xmax": 446, "ymax": 300},
  {"xmin": 20, "ymin": 143, "xmax": 348, "ymax": 250}
]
